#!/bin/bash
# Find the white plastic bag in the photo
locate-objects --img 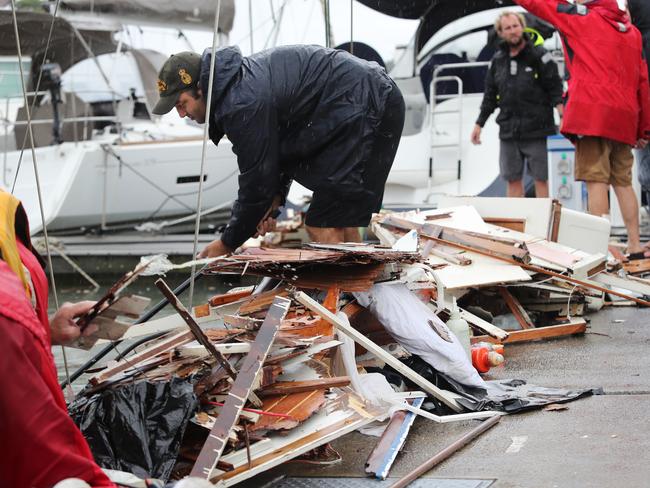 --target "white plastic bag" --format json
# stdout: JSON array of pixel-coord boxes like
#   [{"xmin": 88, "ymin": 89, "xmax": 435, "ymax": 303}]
[{"xmin": 353, "ymin": 283, "xmax": 485, "ymax": 388}]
